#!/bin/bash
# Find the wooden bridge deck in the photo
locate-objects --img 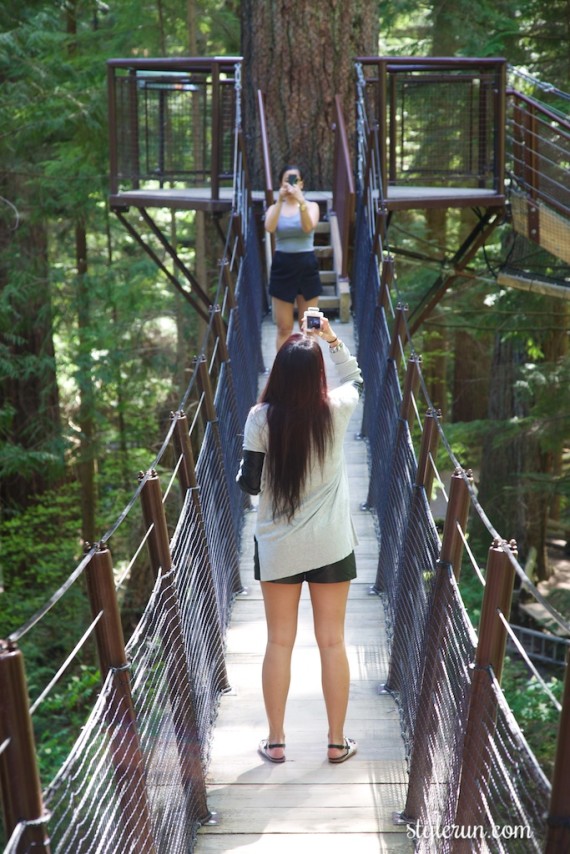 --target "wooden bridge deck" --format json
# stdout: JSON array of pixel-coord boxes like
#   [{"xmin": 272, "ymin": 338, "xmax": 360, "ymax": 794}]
[{"xmin": 196, "ymin": 316, "xmax": 412, "ymax": 853}]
